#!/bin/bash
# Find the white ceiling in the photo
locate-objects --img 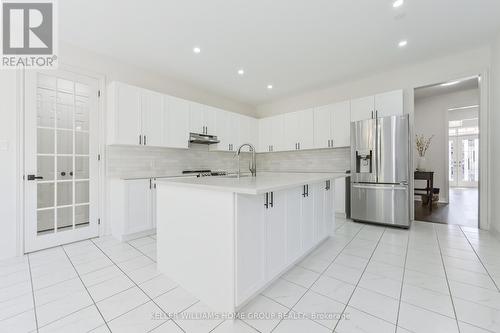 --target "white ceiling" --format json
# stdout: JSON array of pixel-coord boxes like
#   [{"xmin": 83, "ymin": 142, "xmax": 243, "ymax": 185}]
[
  {"xmin": 60, "ymin": 0, "xmax": 500, "ymax": 106},
  {"xmin": 414, "ymin": 77, "xmax": 479, "ymax": 100}
]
